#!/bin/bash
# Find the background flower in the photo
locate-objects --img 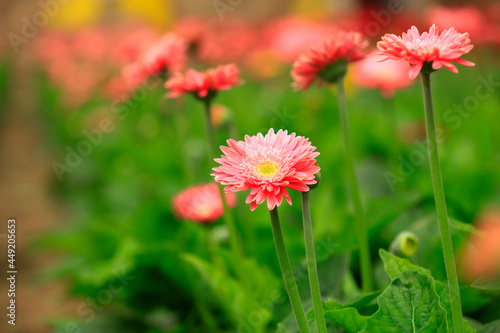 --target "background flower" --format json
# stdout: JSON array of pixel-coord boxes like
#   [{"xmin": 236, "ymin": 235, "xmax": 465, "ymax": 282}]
[
  {"xmin": 172, "ymin": 183, "xmax": 236, "ymax": 224},
  {"xmin": 291, "ymin": 30, "xmax": 368, "ymax": 91},
  {"xmin": 165, "ymin": 64, "xmax": 242, "ymax": 99}
]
